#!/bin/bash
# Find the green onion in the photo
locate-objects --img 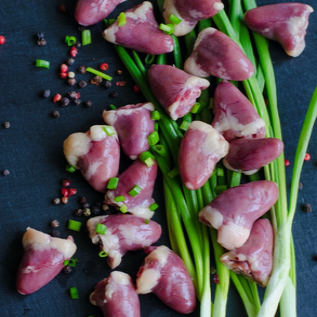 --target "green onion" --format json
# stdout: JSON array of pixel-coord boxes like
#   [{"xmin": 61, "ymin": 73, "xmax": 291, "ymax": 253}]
[
  {"xmin": 151, "ymin": 144, "xmax": 167, "ymax": 157},
  {"xmin": 65, "ymin": 35, "xmax": 76, "ymax": 46},
  {"xmin": 114, "ymin": 195, "xmax": 125, "ymax": 202},
  {"xmin": 108, "ymin": 18, "xmax": 116, "ymax": 25},
  {"xmin": 145, "ymin": 54, "xmax": 155, "ymax": 65},
  {"xmin": 104, "ymin": 19, "xmax": 108, "ymax": 27},
  {"xmin": 179, "ymin": 120, "xmax": 191, "ymax": 131},
  {"xmin": 69, "ymin": 287, "xmax": 79, "ymax": 299},
  {"xmin": 154, "ymin": 122, "xmax": 159, "ymax": 131},
  {"xmin": 151, "ymin": 111, "xmax": 160, "ymax": 121},
  {"xmin": 98, "ymin": 250, "xmax": 108, "ymax": 257},
  {"xmin": 63, "ymin": 260, "xmax": 69, "ymax": 266},
  {"xmin": 68, "ymin": 220, "xmax": 82, "ymax": 232},
  {"xmin": 96, "ymin": 223, "xmax": 107, "ymax": 235},
  {"xmin": 107, "ymin": 177, "xmax": 119, "ymax": 189},
  {"xmin": 68, "ymin": 258, "xmax": 78, "ymax": 267},
  {"xmin": 169, "ymin": 14, "xmax": 182, "ymax": 24},
  {"xmin": 144, "ymin": 219, "xmax": 150, "ymax": 224},
  {"xmin": 139, "ymin": 151, "xmax": 155, "ymax": 167},
  {"xmin": 35, "ymin": 59, "xmax": 50, "ymax": 69},
  {"xmin": 215, "ymin": 185, "xmax": 228, "ymax": 194},
  {"xmin": 119, "ymin": 204, "xmax": 128, "ymax": 213},
  {"xmin": 65, "ymin": 164, "xmax": 76, "ymax": 173},
  {"xmin": 109, "ymin": 104, "xmax": 117, "ymax": 110},
  {"xmin": 81, "ymin": 29, "xmax": 91, "ymax": 45},
  {"xmin": 190, "ymin": 102, "xmax": 201, "ymax": 114},
  {"xmin": 128, "ymin": 185, "xmax": 142, "ymax": 197},
  {"xmin": 167, "ymin": 167, "xmax": 179, "ymax": 178},
  {"xmin": 147, "ymin": 131, "xmax": 160, "ymax": 146},
  {"xmin": 172, "ymin": 35, "xmax": 183, "ymax": 69},
  {"xmin": 159, "ymin": 23, "xmax": 175, "ymax": 35},
  {"xmin": 102, "ymin": 126, "xmax": 115, "ymax": 136},
  {"xmin": 117, "ymin": 12, "xmax": 127, "ymax": 27},
  {"xmin": 149, "ymin": 203, "xmax": 159, "ymax": 211},
  {"xmin": 85, "ymin": 67, "xmax": 113, "ymax": 81}
]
